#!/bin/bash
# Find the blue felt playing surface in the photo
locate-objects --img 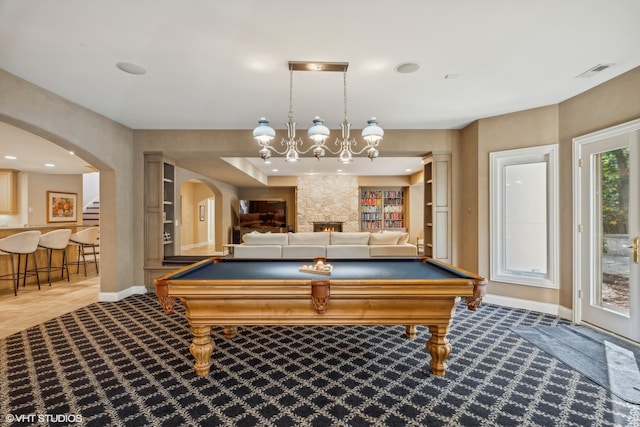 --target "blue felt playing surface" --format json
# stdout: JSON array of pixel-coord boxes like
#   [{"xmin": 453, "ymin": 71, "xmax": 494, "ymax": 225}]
[{"xmin": 170, "ymin": 258, "xmax": 474, "ymax": 281}]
